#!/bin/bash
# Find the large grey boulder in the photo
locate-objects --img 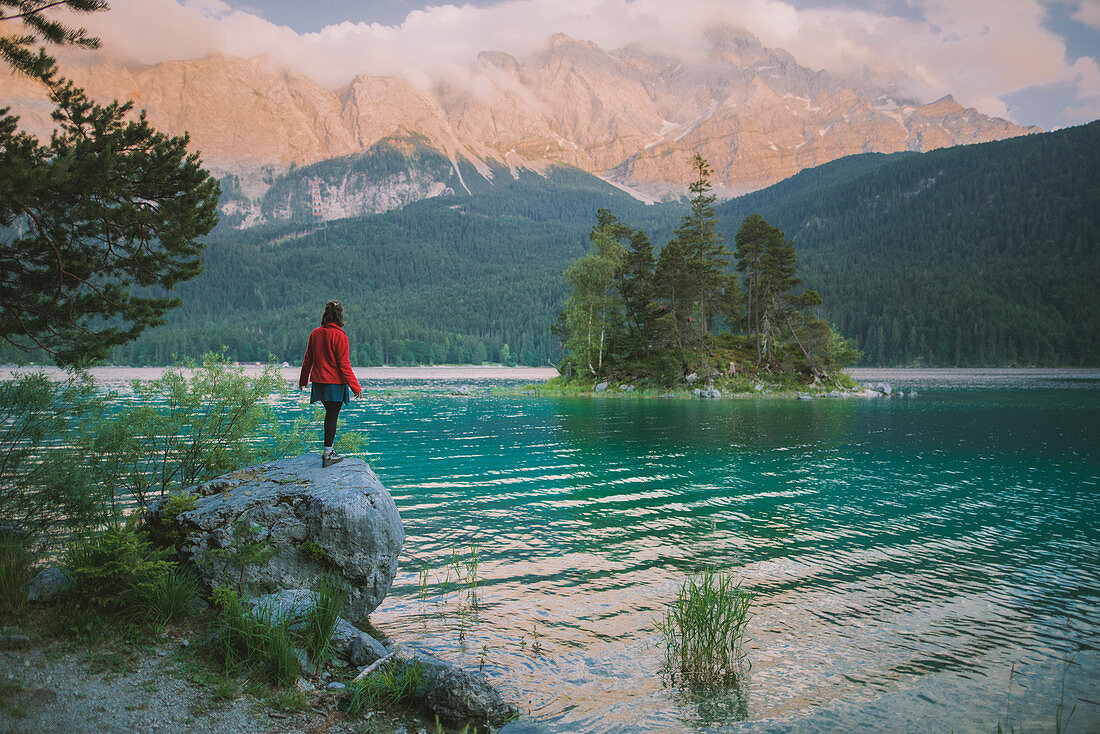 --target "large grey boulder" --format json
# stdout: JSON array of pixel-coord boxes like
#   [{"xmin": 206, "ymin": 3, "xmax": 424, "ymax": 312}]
[
  {"xmin": 27, "ymin": 567, "xmax": 72, "ymax": 603},
  {"xmin": 365, "ymin": 644, "xmax": 519, "ymax": 728},
  {"xmin": 148, "ymin": 454, "xmax": 404, "ymax": 620}
]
